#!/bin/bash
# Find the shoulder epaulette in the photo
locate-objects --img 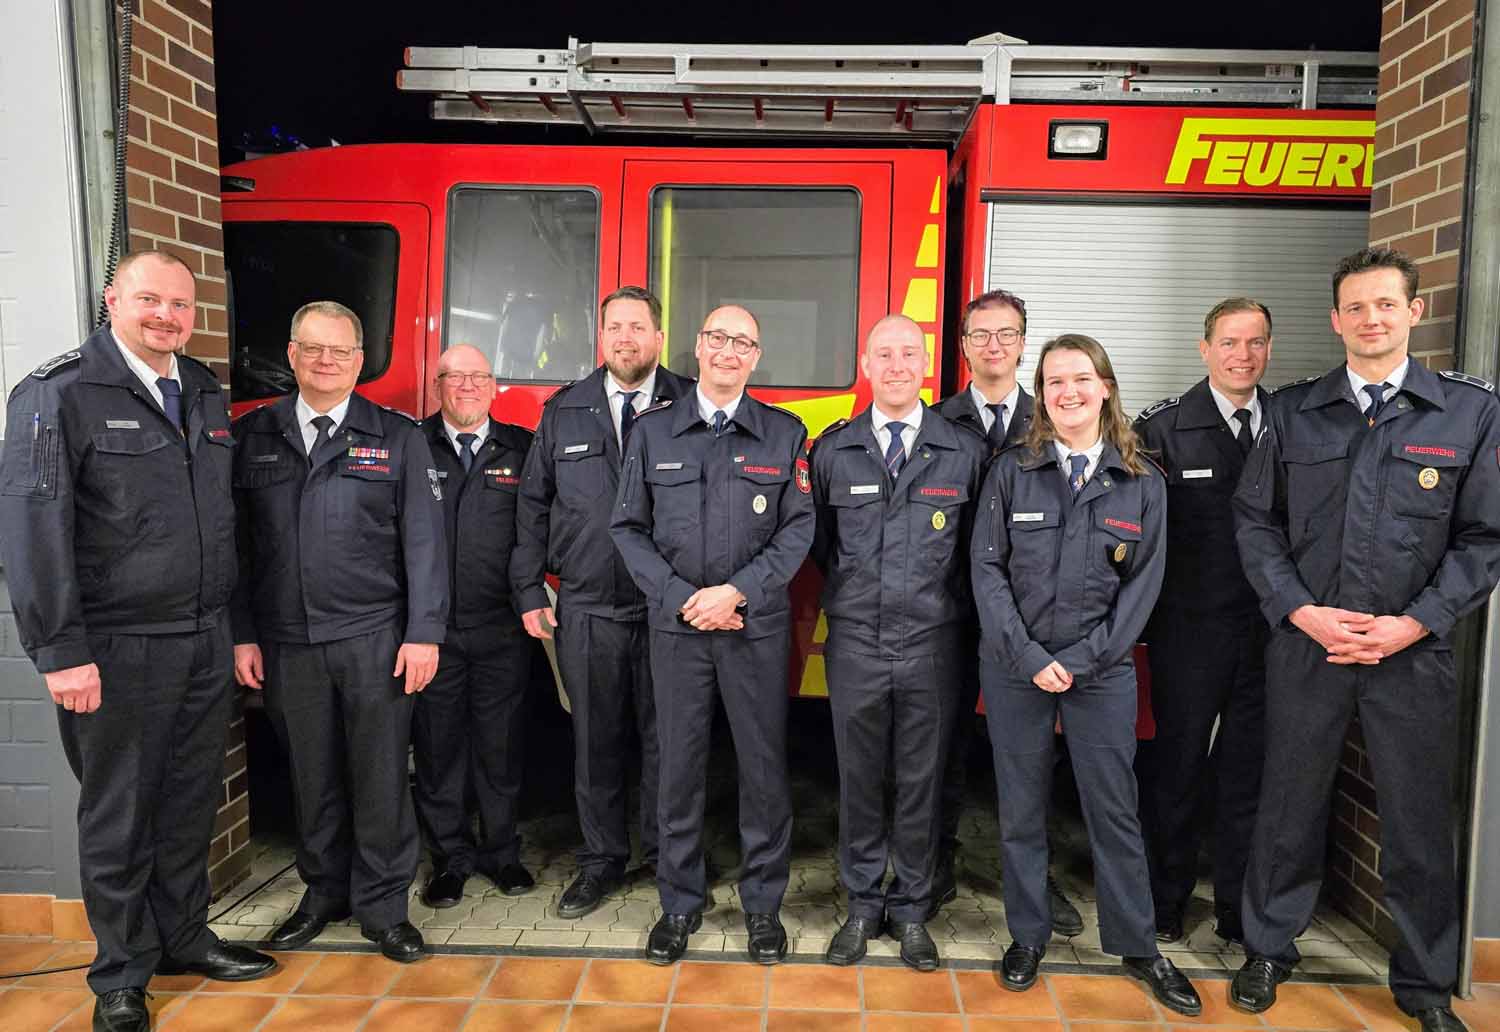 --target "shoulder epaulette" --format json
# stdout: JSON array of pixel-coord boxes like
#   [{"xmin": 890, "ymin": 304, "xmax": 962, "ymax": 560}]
[
  {"xmin": 808, "ymin": 417, "xmax": 849, "ymax": 452},
  {"xmin": 380, "ymin": 404, "xmax": 420, "ymax": 425},
  {"xmin": 31, "ymin": 350, "xmax": 80, "ymax": 379},
  {"xmin": 541, "ymin": 380, "xmax": 577, "ymax": 407},
  {"xmin": 1271, "ymin": 375, "xmax": 1320, "ymax": 395},
  {"xmin": 1136, "ymin": 396, "xmax": 1178, "ymax": 422},
  {"xmin": 1439, "ymin": 369, "xmax": 1496, "ymax": 393},
  {"xmin": 636, "ymin": 398, "xmax": 674, "ymax": 419},
  {"xmin": 761, "ymin": 402, "xmax": 803, "ymax": 424}
]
